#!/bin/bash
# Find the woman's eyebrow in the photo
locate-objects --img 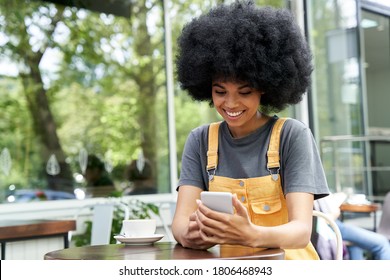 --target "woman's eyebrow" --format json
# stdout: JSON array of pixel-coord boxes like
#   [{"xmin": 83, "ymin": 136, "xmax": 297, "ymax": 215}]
[
  {"xmin": 212, "ymin": 83, "xmax": 224, "ymax": 89},
  {"xmin": 212, "ymin": 83, "xmax": 251, "ymax": 89}
]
